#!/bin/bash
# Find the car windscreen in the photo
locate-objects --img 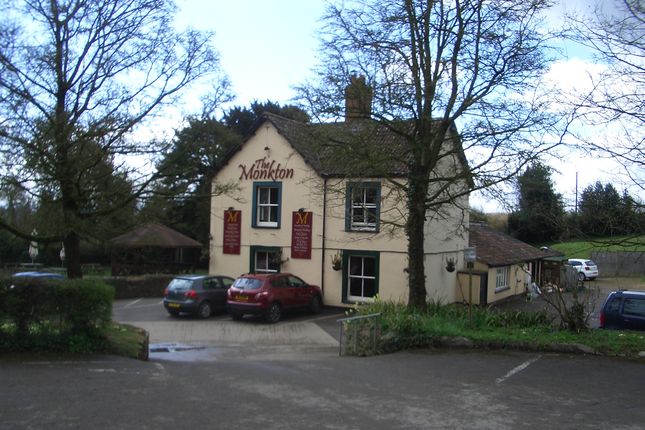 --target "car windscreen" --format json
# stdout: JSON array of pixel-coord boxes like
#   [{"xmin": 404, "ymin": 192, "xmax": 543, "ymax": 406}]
[
  {"xmin": 585, "ymin": 260, "xmax": 596, "ymax": 266},
  {"xmin": 233, "ymin": 278, "xmax": 263, "ymax": 290},
  {"xmin": 167, "ymin": 278, "xmax": 194, "ymax": 291}
]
